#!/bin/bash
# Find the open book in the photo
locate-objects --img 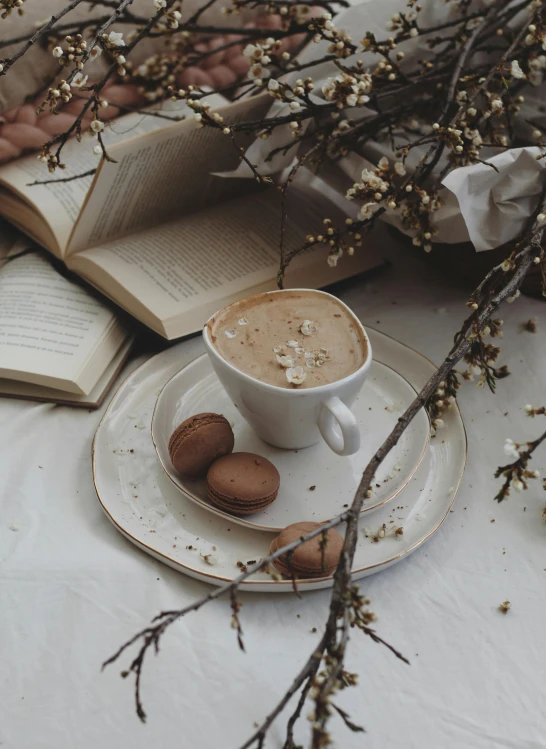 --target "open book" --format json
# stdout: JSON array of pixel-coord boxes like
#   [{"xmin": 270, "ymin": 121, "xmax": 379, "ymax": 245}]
[
  {"xmin": 0, "ymin": 223, "xmax": 134, "ymax": 407},
  {"xmin": 0, "ymin": 92, "xmax": 382, "ymax": 344}
]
